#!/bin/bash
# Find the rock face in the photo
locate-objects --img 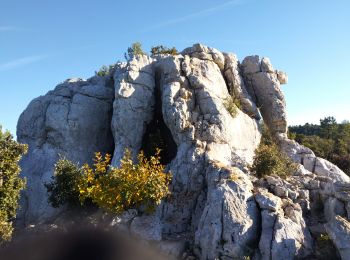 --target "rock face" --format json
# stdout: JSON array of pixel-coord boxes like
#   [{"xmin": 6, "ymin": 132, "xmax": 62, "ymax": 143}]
[
  {"xmin": 255, "ymin": 188, "xmax": 313, "ymax": 260},
  {"xmin": 17, "ymin": 77, "xmax": 115, "ymax": 225},
  {"xmin": 194, "ymin": 165, "xmax": 259, "ymax": 259},
  {"xmin": 111, "ymin": 56, "xmax": 155, "ymax": 165},
  {"xmin": 241, "ymin": 55, "xmax": 287, "ymax": 135},
  {"xmin": 325, "ymin": 216, "xmax": 350, "ymax": 259},
  {"xmin": 17, "ymin": 43, "xmax": 350, "ymax": 259}
]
